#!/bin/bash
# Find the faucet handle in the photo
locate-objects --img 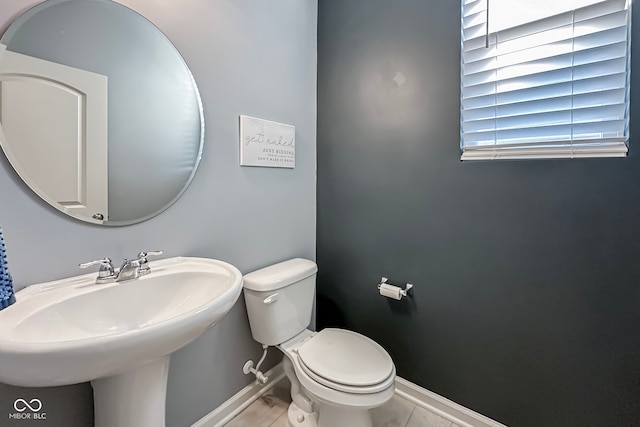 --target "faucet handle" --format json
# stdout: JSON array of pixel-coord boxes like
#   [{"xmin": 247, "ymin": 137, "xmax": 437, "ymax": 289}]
[
  {"xmin": 137, "ymin": 251, "xmax": 163, "ymax": 259},
  {"xmin": 137, "ymin": 250, "xmax": 163, "ymax": 275},
  {"xmin": 79, "ymin": 257, "xmax": 115, "ymax": 283}
]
